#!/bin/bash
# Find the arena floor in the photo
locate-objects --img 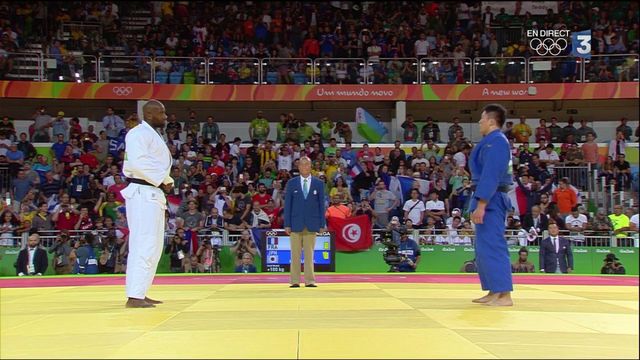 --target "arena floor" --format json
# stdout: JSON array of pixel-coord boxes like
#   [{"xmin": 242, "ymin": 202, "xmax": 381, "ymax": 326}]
[{"xmin": 1, "ymin": 274, "xmax": 638, "ymax": 359}]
